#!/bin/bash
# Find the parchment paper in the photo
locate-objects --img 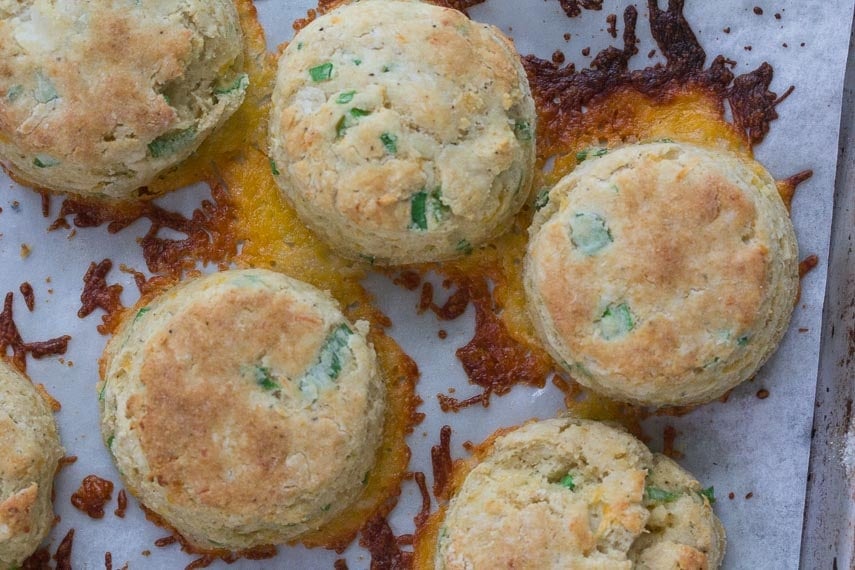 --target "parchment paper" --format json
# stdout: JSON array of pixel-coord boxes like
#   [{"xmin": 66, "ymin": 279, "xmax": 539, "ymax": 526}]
[{"xmin": 0, "ymin": 1, "xmax": 851, "ymax": 568}]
